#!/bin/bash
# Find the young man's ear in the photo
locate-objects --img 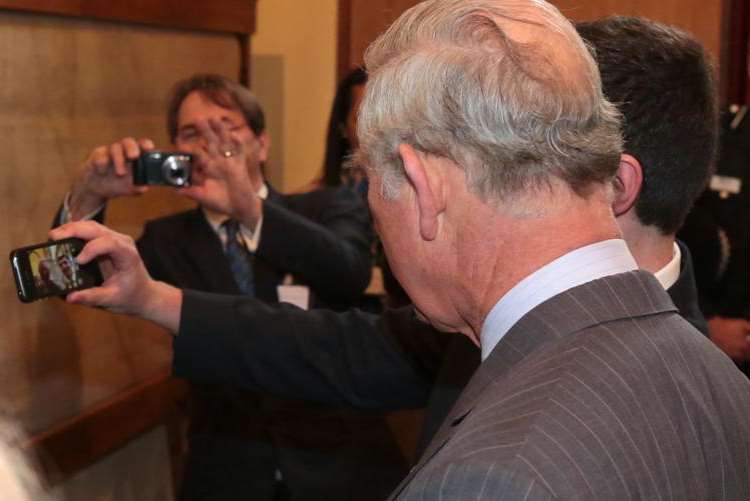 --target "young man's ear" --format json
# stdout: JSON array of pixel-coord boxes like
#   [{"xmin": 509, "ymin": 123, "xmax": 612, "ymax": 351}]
[
  {"xmin": 398, "ymin": 144, "xmax": 442, "ymax": 241},
  {"xmin": 612, "ymin": 153, "xmax": 644, "ymax": 217}
]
